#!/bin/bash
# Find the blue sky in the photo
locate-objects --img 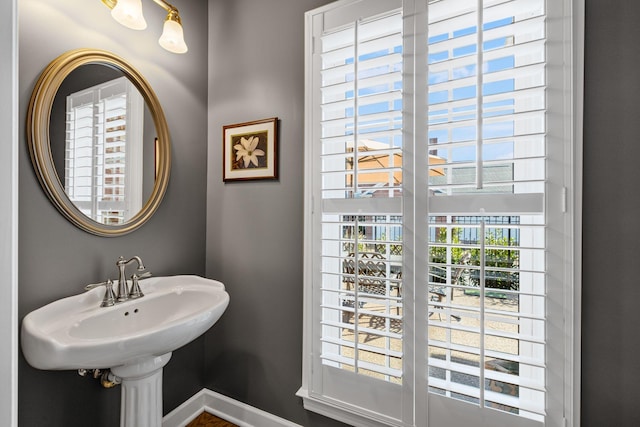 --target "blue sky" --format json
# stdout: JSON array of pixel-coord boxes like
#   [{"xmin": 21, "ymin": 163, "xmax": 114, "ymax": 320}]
[{"xmin": 340, "ymin": 15, "xmax": 521, "ymax": 164}]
